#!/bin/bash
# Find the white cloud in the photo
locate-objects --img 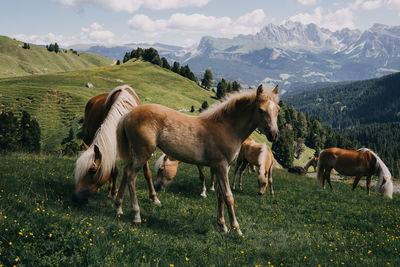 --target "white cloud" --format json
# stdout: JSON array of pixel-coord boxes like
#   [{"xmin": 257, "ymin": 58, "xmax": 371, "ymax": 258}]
[
  {"xmin": 362, "ymin": 0, "xmax": 384, "ymax": 10},
  {"xmin": 288, "ymin": 7, "xmax": 356, "ymax": 31},
  {"xmin": 128, "ymin": 9, "xmax": 272, "ymax": 37},
  {"xmin": 298, "ymin": 0, "xmax": 317, "ymax": 6},
  {"xmin": 54, "ymin": 0, "xmax": 210, "ymax": 13},
  {"xmin": 388, "ymin": 0, "xmax": 400, "ymax": 10},
  {"xmin": 12, "ymin": 22, "xmax": 115, "ymax": 46}
]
